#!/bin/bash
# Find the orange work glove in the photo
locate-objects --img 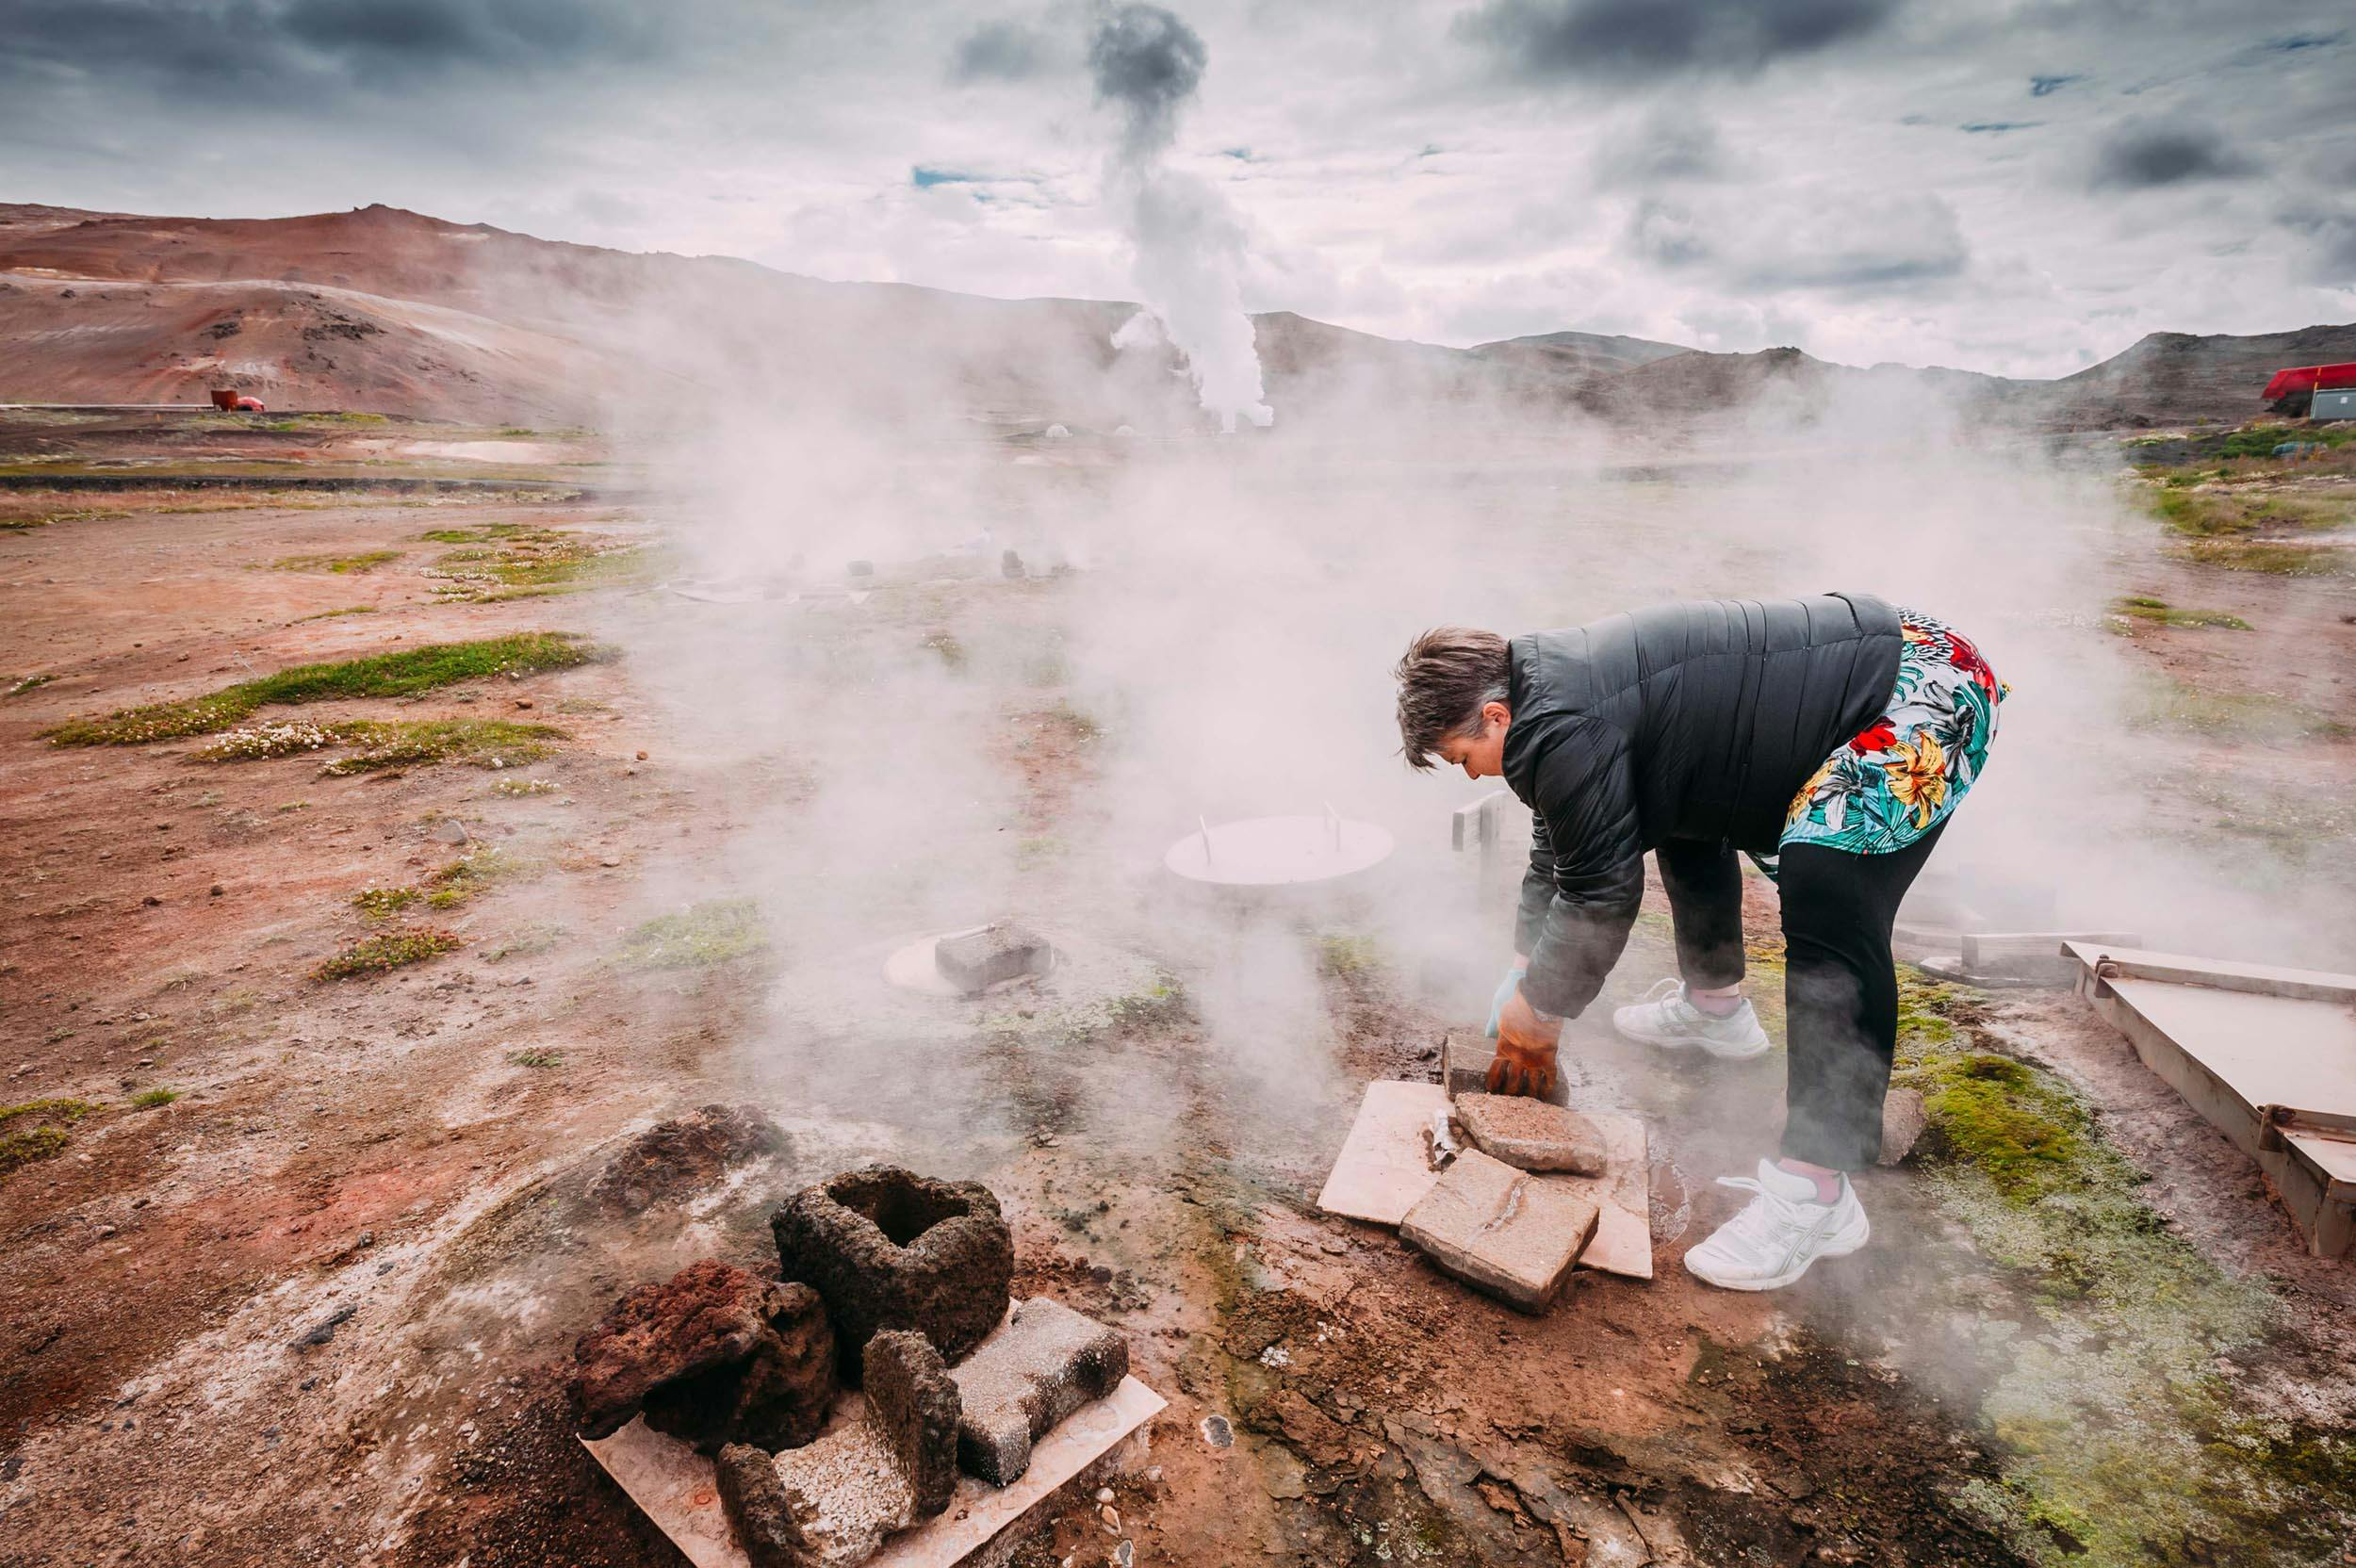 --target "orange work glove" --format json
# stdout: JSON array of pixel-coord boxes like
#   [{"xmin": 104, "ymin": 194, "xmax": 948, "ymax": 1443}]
[{"xmin": 1485, "ymin": 987, "xmax": 1563, "ymax": 1099}]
